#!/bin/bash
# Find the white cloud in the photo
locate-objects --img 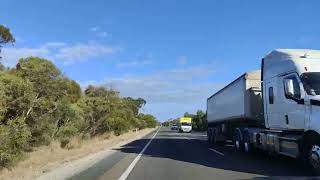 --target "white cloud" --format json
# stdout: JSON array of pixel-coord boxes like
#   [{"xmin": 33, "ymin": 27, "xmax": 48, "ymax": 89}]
[
  {"xmin": 1, "ymin": 46, "xmax": 50, "ymax": 67},
  {"xmin": 97, "ymin": 32, "xmax": 110, "ymax": 38},
  {"xmin": 103, "ymin": 65, "xmax": 218, "ymax": 102},
  {"xmin": 54, "ymin": 43, "xmax": 116, "ymax": 64},
  {"xmin": 116, "ymin": 50, "xmax": 153, "ymax": 68},
  {"xmin": 116, "ymin": 60, "xmax": 152, "ymax": 68},
  {"xmin": 79, "ymin": 64, "xmax": 221, "ymax": 120},
  {"xmin": 104, "ymin": 77, "xmax": 219, "ymax": 104},
  {"xmin": 90, "ymin": 26, "xmax": 99, "ymax": 32},
  {"xmin": 1, "ymin": 42, "xmax": 117, "ymax": 66},
  {"xmin": 43, "ymin": 42, "xmax": 67, "ymax": 48},
  {"xmin": 90, "ymin": 26, "xmax": 111, "ymax": 38}
]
